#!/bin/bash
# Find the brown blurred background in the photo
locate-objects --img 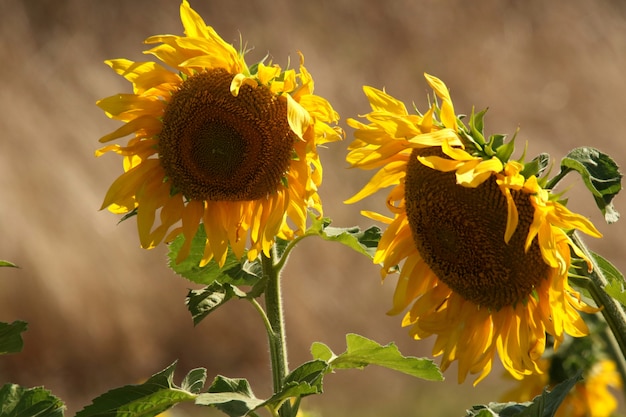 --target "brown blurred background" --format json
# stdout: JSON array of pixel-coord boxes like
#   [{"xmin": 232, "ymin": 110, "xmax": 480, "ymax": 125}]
[{"xmin": 1, "ymin": 0, "xmax": 625, "ymax": 415}]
